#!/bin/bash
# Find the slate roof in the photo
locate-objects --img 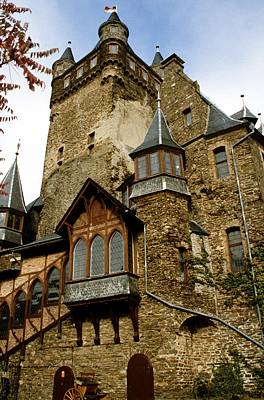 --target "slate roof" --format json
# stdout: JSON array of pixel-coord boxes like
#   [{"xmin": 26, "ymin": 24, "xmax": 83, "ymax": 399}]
[
  {"xmin": 98, "ymin": 11, "xmax": 129, "ymax": 38},
  {"xmin": 26, "ymin": 196, "xmax": 44, "ymax": 212},
  {"xmin": 205, "ymin": 100, "xmax": 243, "ymax": 136},
  {"xmin": 130, "ymin": 106, "xmax": 183, "ymax": 158},
  {"xmin": 231, "ymin": 107, "xmax": 258, "ymax": 124},
  {"xmin": 0, "ymin": 233, "xmax": 66, "ymax": 255},
  {"xmin": 59, "ymin": 46, "xmax": 75, "ymax": 63},
  {"xmin": 151, "ymin": 48, "xmax": 164, "ymax": 66},
  {"xmin": 0, "ymin": 157, "xmax": 26, "ymax": 213}
]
